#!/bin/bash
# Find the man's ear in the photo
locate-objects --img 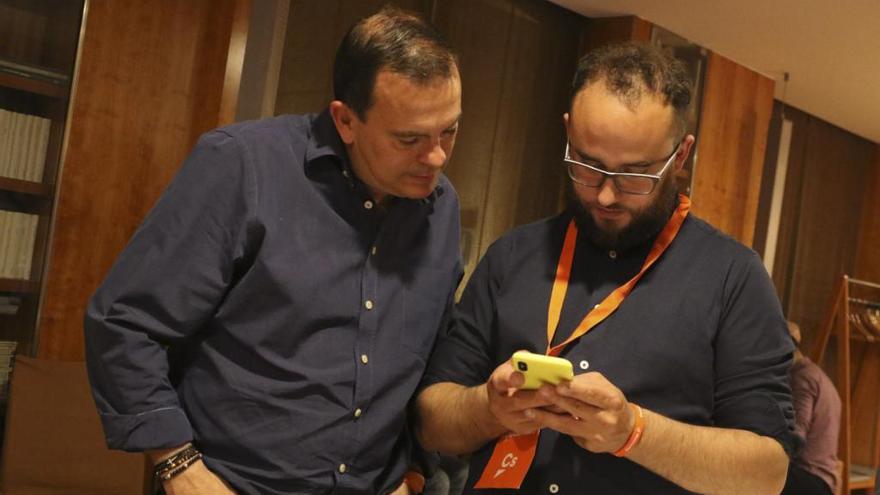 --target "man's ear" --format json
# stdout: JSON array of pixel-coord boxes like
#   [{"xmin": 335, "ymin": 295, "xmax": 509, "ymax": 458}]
[
  {"xmin": 674, "ymin": 134, "xmax": 697, "ymax": 172},
  {"xmin": 329, "ymin": 100, "xmax": 355, "ymax": 144}
]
